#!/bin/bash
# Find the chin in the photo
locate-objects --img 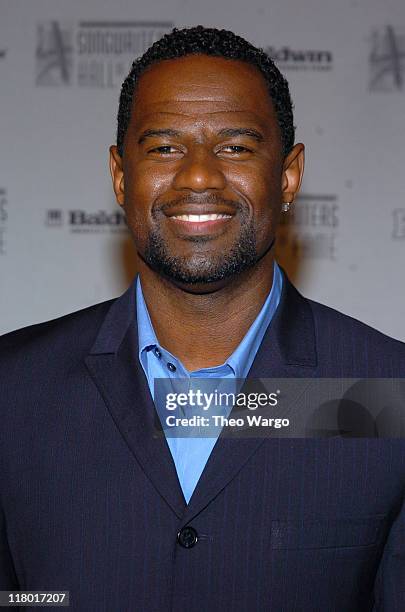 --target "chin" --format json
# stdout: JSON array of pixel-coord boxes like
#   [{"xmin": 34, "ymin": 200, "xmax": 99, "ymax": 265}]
[{"xmin": 163, "ymin": 275, "xmax": 234, "ymax": 295}]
